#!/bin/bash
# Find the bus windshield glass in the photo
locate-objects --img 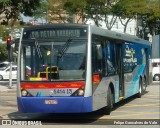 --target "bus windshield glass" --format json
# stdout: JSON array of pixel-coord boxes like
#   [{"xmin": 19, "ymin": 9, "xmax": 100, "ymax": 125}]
[{"xmin": 21, "ymin": 39, "xmax": 86, "ymax": 81}]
